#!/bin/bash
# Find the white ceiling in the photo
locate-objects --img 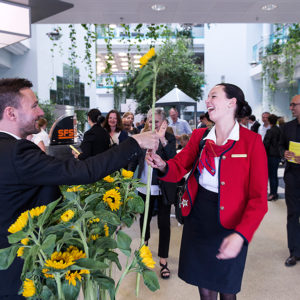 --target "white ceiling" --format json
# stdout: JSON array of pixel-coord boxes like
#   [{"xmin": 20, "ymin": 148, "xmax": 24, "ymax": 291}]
[{"xmin": 38, "ymin": 0, "xmax": 300, "ymax": 24}]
